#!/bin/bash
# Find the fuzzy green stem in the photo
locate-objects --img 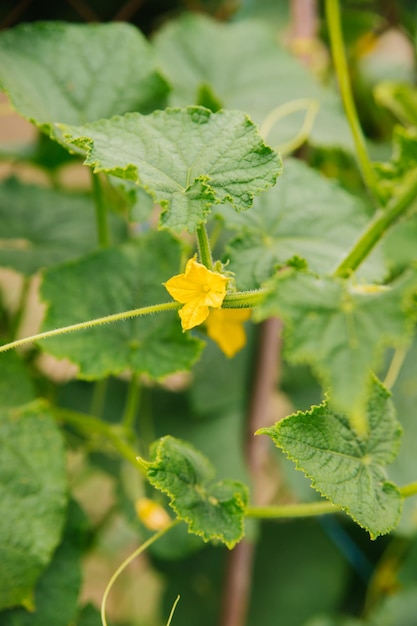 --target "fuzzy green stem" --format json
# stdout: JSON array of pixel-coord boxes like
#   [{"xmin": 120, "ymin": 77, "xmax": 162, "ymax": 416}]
[
  {"xmin": 399, "ymin": 480, "xmax": 417, "ymax": 499},
  {"xmin": 0, "ymin": 301, "xmax": 181, "ymax": 354},
  {"xmin": 122, "ymin": 373, "xmax": 141, "ymax": 436},
  {"xmin": 383, "ymin": 347, "xmax": 408, "ymax": 390},
  {"xmin": 196, "ymin": 222, "xmax": 214, "ymax": 270},
  {"xmin": 101, "ymin": 521, "xmax": 179, "ymax": 626},
  {"xmin": 54, "ymin": 407, "xmax": 142, "ymax": 470},
  {"xmin": 91, "ymin": 171, "xmax": 110, "ymax": 248},
  {"xmin": 333, "ymin": 169, "xmax": 417, "ymax": 277},
  {"xmin": 223, "ymin": 290, "xmax": 268, "ymax": 308},
  {"xmin": 325, "ymin": 0, "xmax": 383, "ymax": 206},
  {"xmin": 246, "ymin": 501, "xmax": 337, "ymax": 519}
]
